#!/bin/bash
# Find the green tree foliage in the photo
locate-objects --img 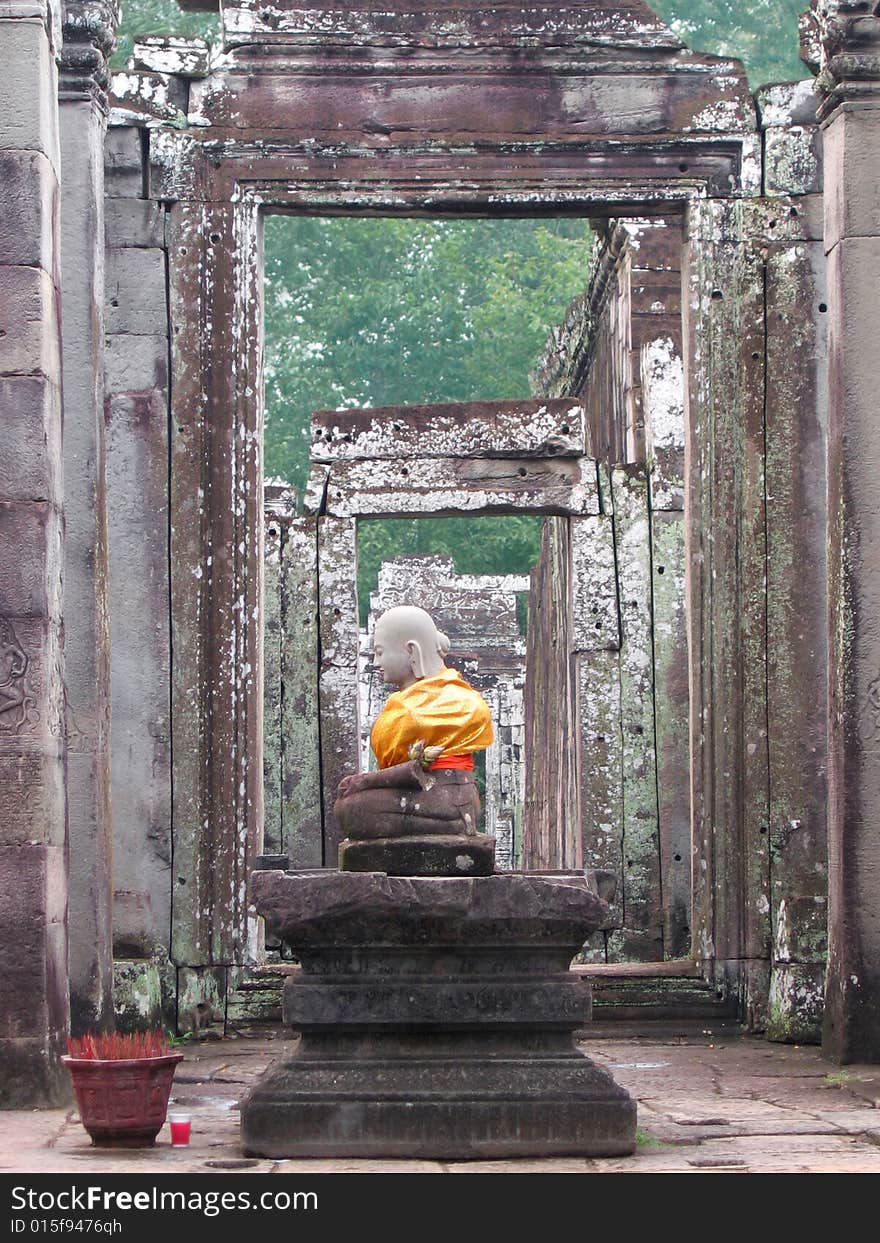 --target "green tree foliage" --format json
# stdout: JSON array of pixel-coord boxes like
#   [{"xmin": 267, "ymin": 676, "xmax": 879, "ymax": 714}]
[
  {"xmin": 652, "ymin": 0, "xmax": 808, "ymax": 86},
  {"xmin": 264, "ymin": 215, "xmax": 590, "ymax": 609},
  {"xmin": 111, "ymin": 0, "xmax": 219, "ymax": 68},
  {"xmin": 263, "ymin": 216, "xmax": 592, "ymax": 492}
]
